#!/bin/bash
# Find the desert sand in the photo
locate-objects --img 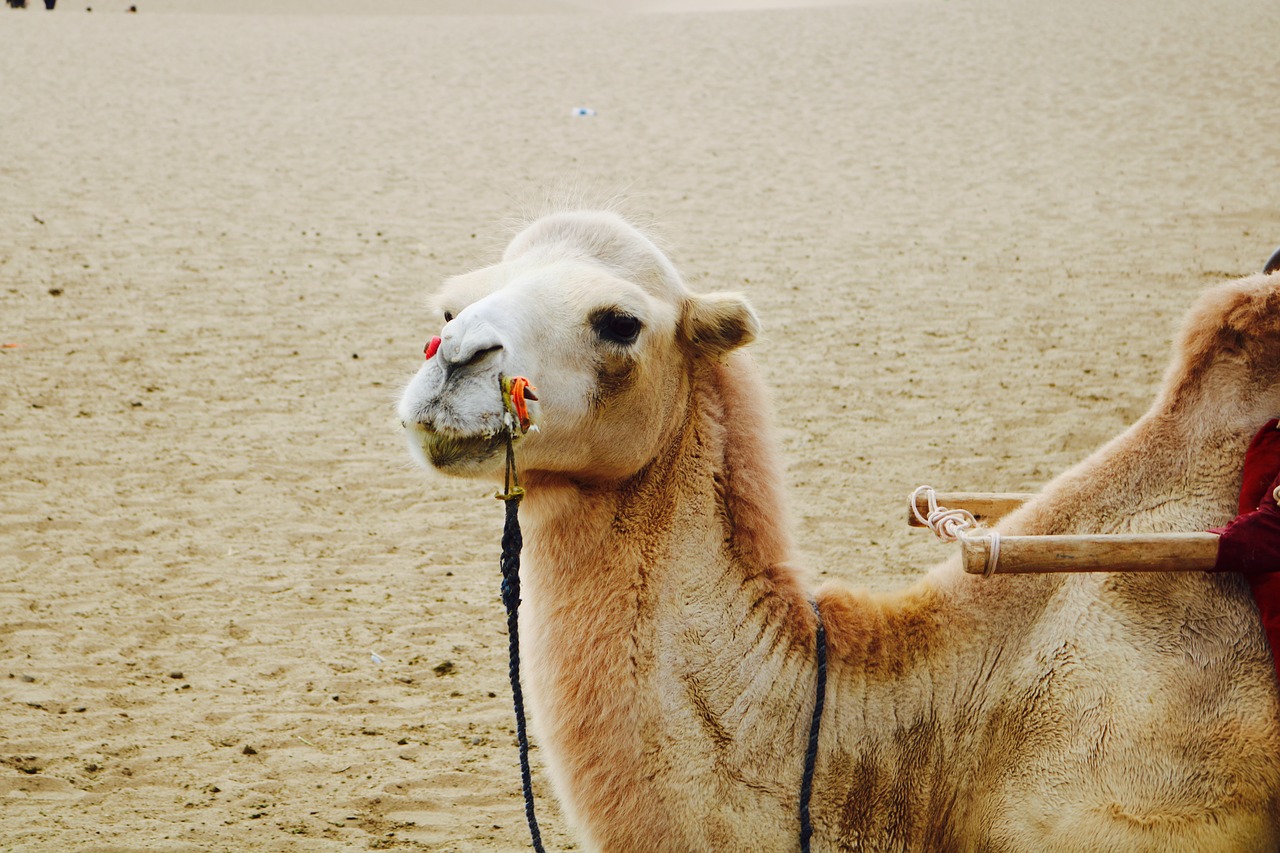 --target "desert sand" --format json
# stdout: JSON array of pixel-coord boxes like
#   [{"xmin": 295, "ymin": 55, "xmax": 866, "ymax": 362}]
[{"xmin": 2, "ymin": 0, "xmax": 1278, "ymax": 849}]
